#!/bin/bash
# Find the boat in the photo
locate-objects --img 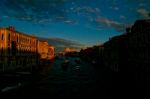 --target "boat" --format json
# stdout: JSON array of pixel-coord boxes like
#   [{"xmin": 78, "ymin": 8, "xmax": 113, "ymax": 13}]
[{"xmin": 61, "ymin": 60, "xmax": 70, "ymax": 71}]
